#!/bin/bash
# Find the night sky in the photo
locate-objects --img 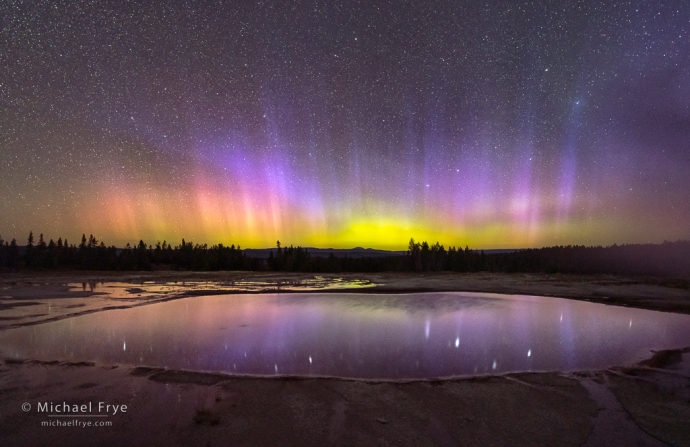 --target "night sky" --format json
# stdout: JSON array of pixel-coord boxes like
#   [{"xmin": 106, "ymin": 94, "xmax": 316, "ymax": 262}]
[{"xmin": 2, "ymin": 0, "xmax": 689, "ymax": 249}]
